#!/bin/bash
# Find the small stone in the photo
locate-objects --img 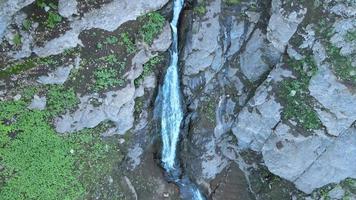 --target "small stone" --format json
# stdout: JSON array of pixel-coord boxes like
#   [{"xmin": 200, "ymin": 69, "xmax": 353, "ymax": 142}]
[
  {"xmin": 163, "ymin": 193, "xmax": 169, "ymax": 198},
  {"xmin": 70, "ymin": 149, "xmax": 75, "ymax": 154},
  {"xmin": 118, "ymin": 138, "xmax": 125, "ymax": 144},
  {"xmin": 13, "ymin": 94, "xmax": 21, "ymax": 101}
]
